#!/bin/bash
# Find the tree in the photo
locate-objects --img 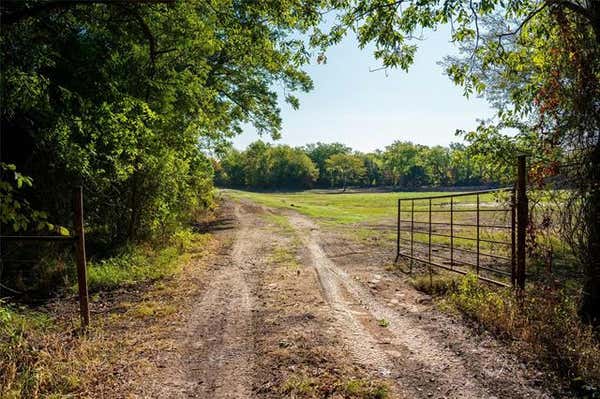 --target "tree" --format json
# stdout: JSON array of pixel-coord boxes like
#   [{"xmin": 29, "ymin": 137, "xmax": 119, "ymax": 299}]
[
  {"xmin": 420, "ymin": 146, "xmax": 451, "ymax": 186},
  {"xmin": 304, "ymin": 142, "xmax": 352, "ymax": 186},
  {"xmin": 325, "ymin": 153, "xmax": 366, "ymax": 191},
  {"xmin": 362, "ymin": 152, "xmax": 384, "ymax": 186},
  {"xmin": 217, "ymin": 142, "xmax": 318, "ymax": 189},
  {"xmin": 269, "ymin": 146, "xmax": 319, "ymax": 188},
  {"xmin": 1, "ymin": 0, "xmax": 324, "ymax": 242},
  {"xmin": 216, "ymin": 149, "xmax": 246, "ymax": 187},
  {"xmin": 319, "ymin": 0, "xmax": 600, "ymax": 324},
  {"xmin": 382, "ymin": 141, "xmax": 421, "ymax": 188}
]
